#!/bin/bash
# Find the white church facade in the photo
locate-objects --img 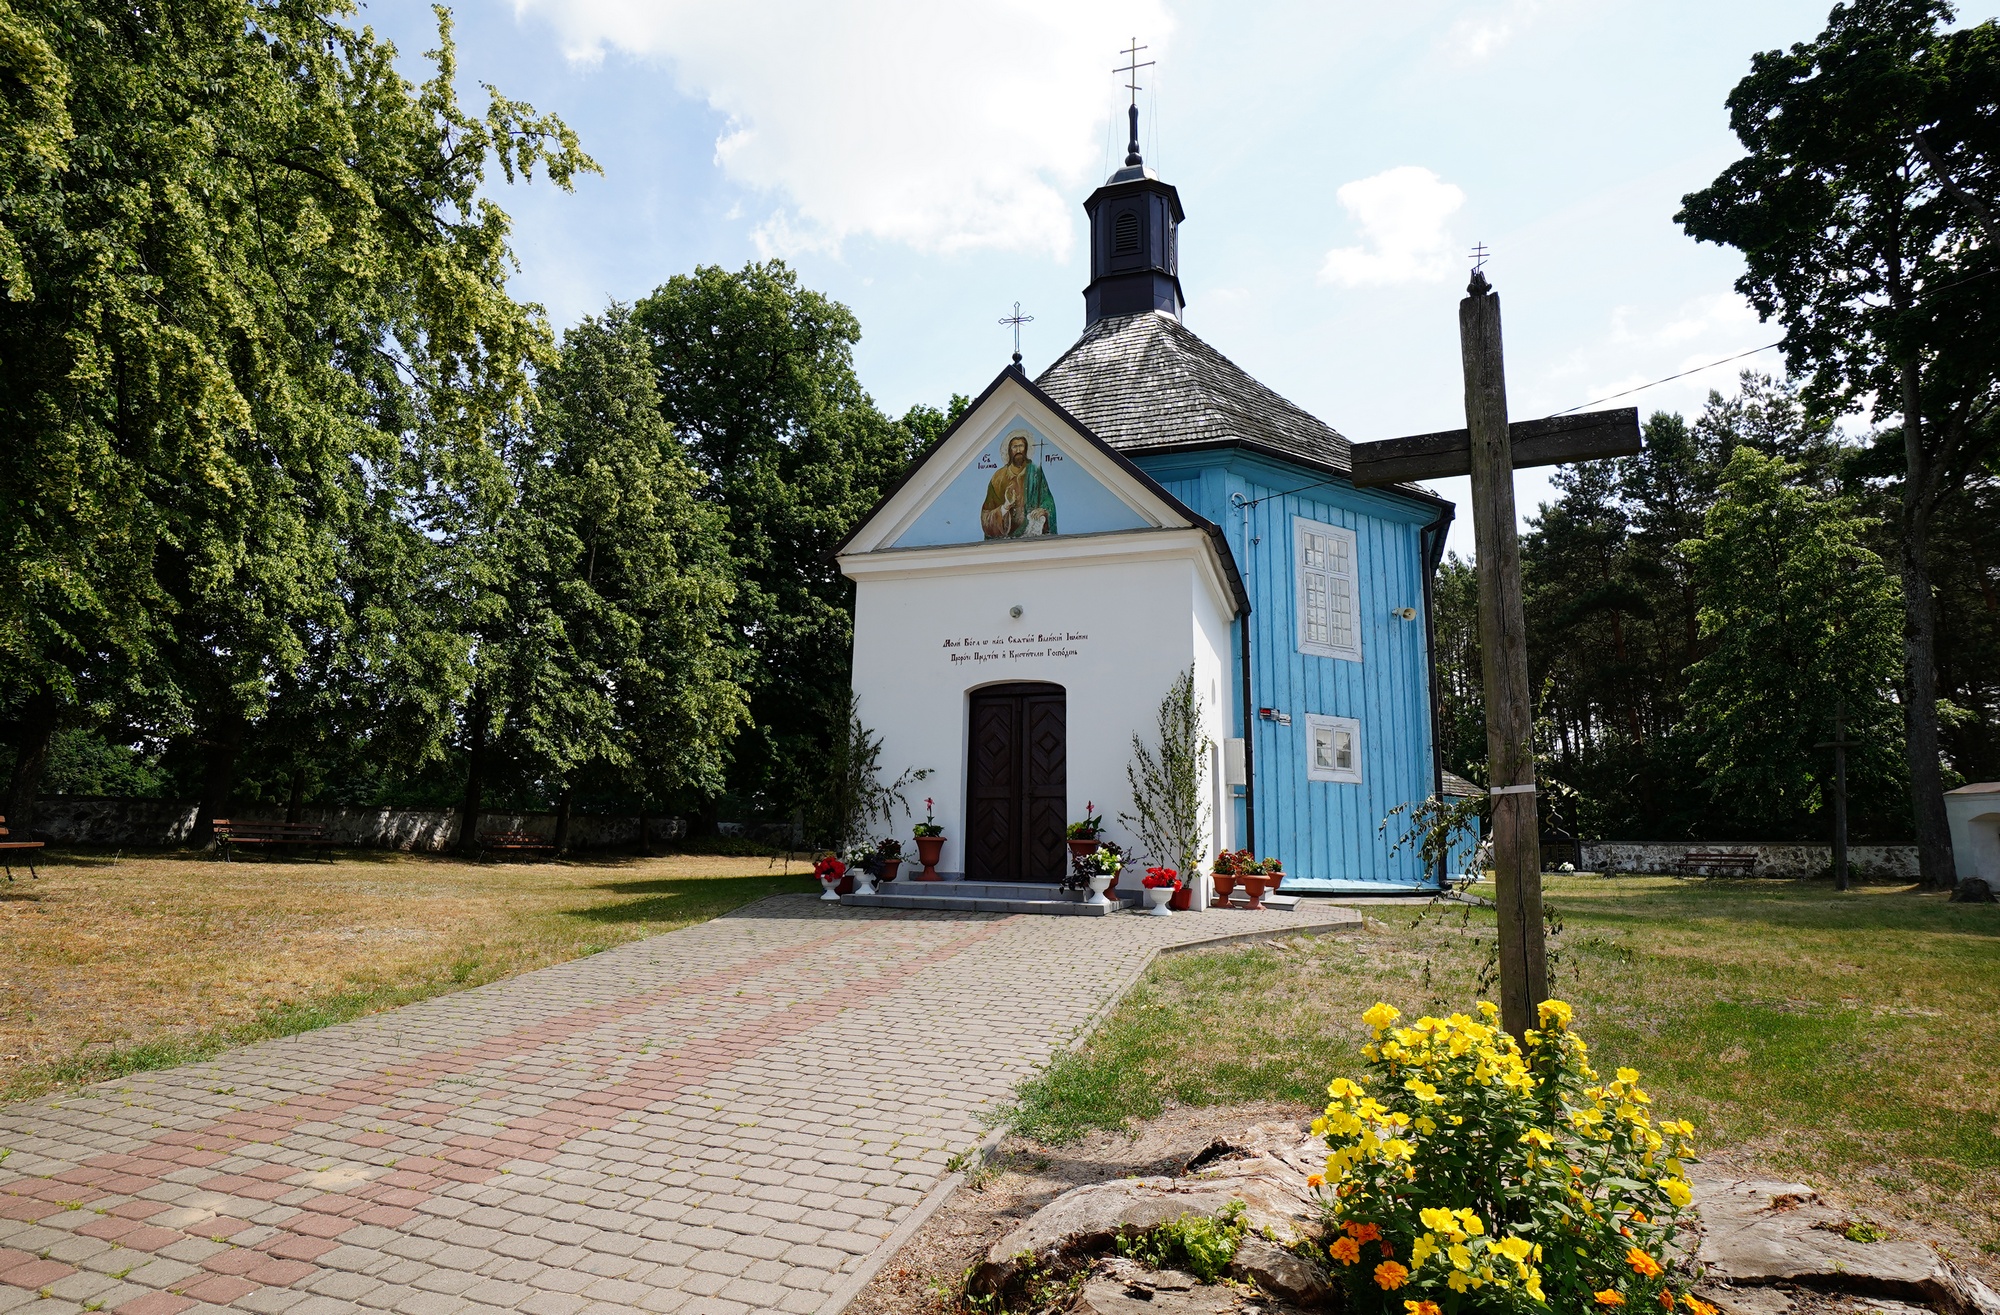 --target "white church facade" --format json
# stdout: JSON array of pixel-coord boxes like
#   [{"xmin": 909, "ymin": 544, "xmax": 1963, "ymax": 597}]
[{"xmin": 836, "ymin": 119, "xmax": 1473, "ymax": 907}]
